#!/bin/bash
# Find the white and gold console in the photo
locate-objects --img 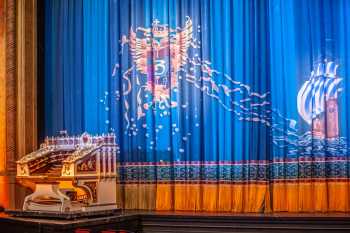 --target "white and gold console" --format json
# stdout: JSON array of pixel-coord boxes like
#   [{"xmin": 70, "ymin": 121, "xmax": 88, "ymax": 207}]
[{"xmin": 16, "ymin": 133, "xmax": 119, "ymax": 213}]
